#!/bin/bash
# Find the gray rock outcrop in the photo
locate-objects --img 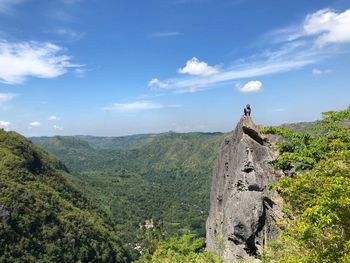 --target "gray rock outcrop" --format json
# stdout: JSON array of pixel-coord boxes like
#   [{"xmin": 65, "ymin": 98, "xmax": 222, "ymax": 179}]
[{"xmin": 206, "ymin": 116, "xmax": 282, "ymax": 262}]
